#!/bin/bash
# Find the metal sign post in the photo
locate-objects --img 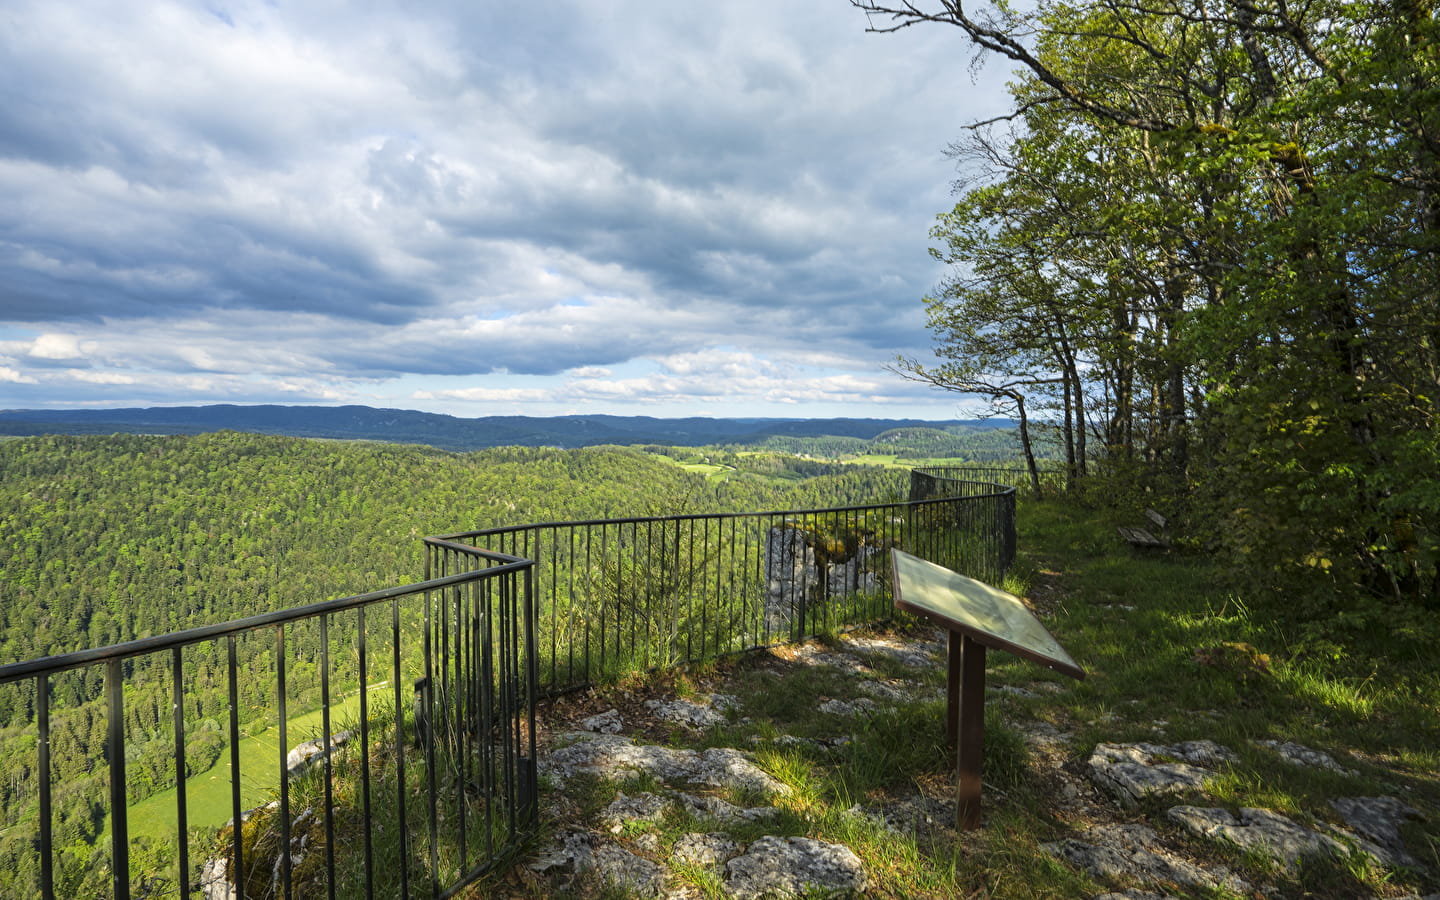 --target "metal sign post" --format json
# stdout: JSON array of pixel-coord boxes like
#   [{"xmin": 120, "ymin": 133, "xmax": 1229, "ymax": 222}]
[{"xmin": 891, "ymin": 550, "xmax": 1085, "ymax": 830}]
